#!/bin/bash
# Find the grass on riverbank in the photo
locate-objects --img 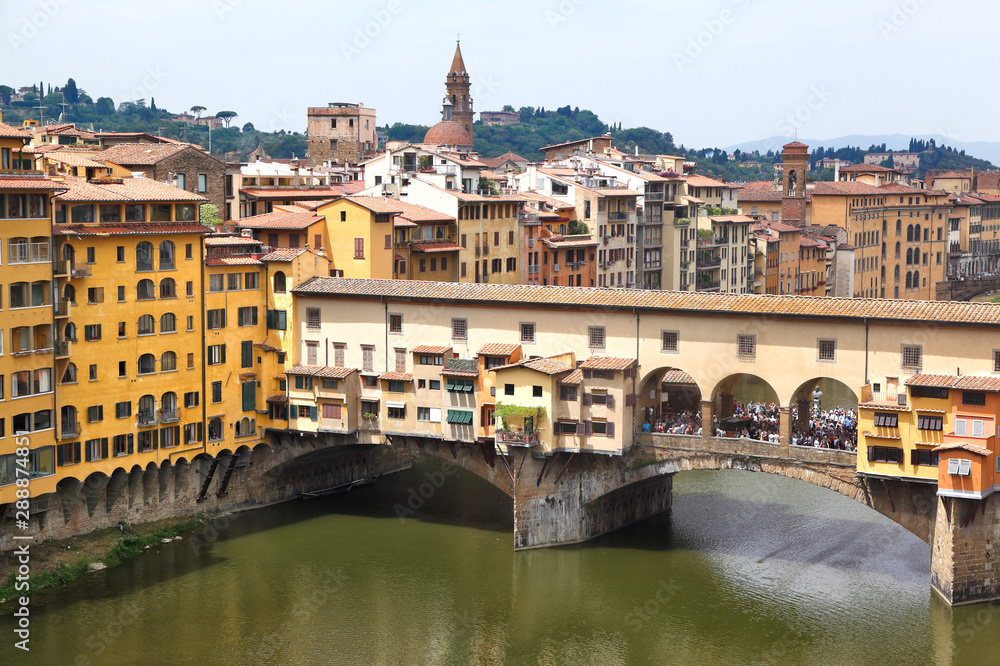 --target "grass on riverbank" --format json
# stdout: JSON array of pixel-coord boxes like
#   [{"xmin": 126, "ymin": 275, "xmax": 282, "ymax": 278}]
[{"xmin": 0, "ymin": 516, "xmax": 205, "ymax": 603}]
